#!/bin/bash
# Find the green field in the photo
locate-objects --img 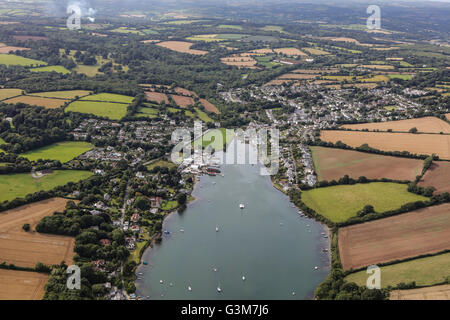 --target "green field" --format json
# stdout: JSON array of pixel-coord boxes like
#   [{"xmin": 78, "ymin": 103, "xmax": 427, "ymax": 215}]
[
  {"xmin": 146, "ymin": 159, "xmax": 177, "ymax": 171},
  {"xmin": 345, "ymin": 253, "xmax": 450, "ymax": 288},
  {"xmin": 301, "ymin": 182, "xmax": 429, "ymax": 222},
  {"xmin": 30, "ymin": 66, "xmax": 71, "ymax": 75},
  {"xmin": 195, "ymin": 107, "xmax": 213, "ymax": 123},
  {"xmin": 0, "ymin": 54, "xmax": 47, "ymax": 67},
  {"xmin": 0, "ymin": 170, "xmax": 93, "ymax": 203},
  {"xmin": 388, "ymin": 74, "xmax": 413, "ymax": 80},
  {"xmin": 65, "ymin": 100, "xmax": 129, "ymax": 120},
  {"xmin": 0, "ymin": 88, "xmax": 23, "ymax": 101},
  {"xmin": 135, "ymin": 105, "xmax": 159, "ymax": 118},
  {"xmin": 217, "ymin": 24, "xmax": 243, "ymax": 30},
  {"xmin": 31, "ymin": 90, "xmax": 92, "ymax": 99},
  {"xmin": 80, "ymin": 93, "xmax": 134, "ymax": 104},
  {"xmin": 193, "ymin": 128, "xmax": 235, "ymax": 151},
  {"xmin": 20, "ymin": 141, "xmax": 94, "ymax": 163}
]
